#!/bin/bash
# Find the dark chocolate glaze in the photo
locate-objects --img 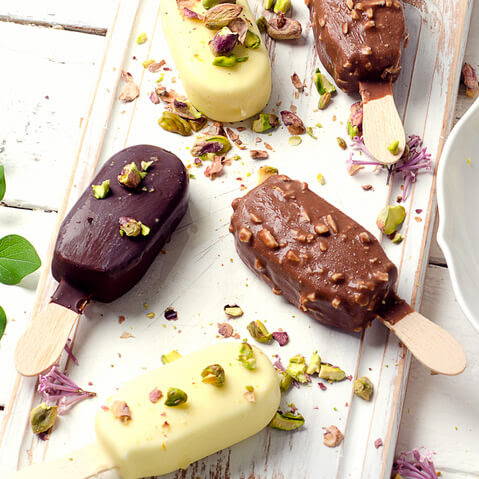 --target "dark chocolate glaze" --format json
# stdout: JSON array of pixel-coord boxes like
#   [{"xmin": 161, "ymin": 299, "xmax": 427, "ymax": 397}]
[
  {"xmin": 230, "ymin": 175, "xmax": 397, "ymax": 332},
  {"xmin": 52, "ymin": 145, "xmax": 189, "ymax": 305},
  {"xmin": 308, "ymin": 0, "xmax": 406, "ymax": 93}
]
